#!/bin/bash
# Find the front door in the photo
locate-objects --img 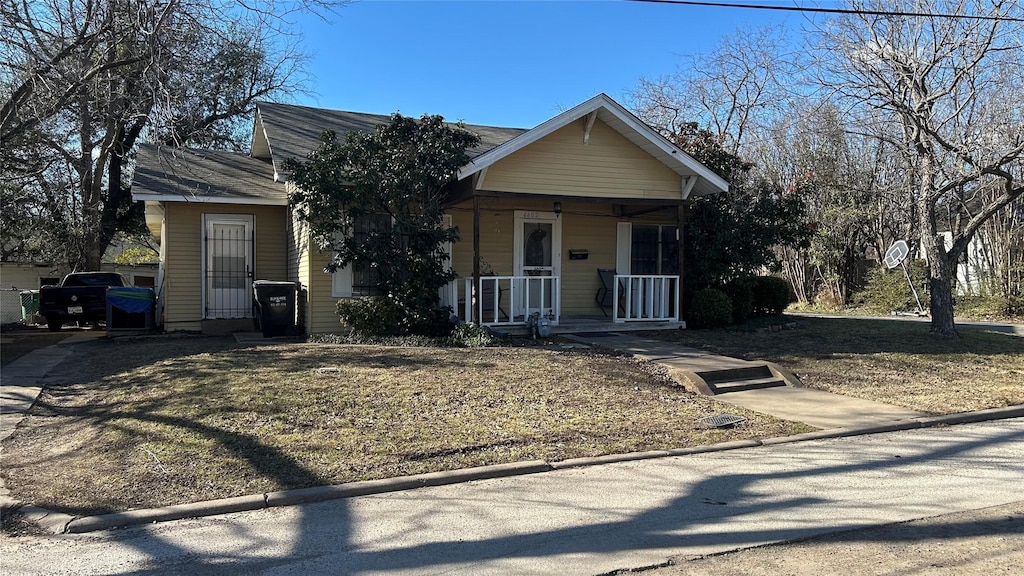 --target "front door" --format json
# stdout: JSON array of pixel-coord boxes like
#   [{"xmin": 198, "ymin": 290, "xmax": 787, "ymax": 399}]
[
  {"xmin": 204, "ymin": 214, "xmax": 254, "ymax": 319},
  {"xmin": 513, "ymin": 210, "xmax": 561, "ymax": 321}
]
